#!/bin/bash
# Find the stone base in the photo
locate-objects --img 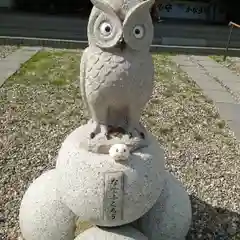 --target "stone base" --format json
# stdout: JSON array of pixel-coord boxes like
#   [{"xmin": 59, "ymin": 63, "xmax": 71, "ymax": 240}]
[
  {"xmin": 19, "ymin": 126, "xmax": 191, "ymax": 240},
  {"xmin": 19, "ymin": 170, "xmax": 76, "ymax": 240},
  {"xmin": 74, "ymin": 226, "xmax": 147, "ymax": 240},
  {"xmin": 133, "ymin": 171, "xmax": 192, "ymax": 240},
  {"xmin": 56, "ymin": 124, "xmax": 166, "ymax": 227}
]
